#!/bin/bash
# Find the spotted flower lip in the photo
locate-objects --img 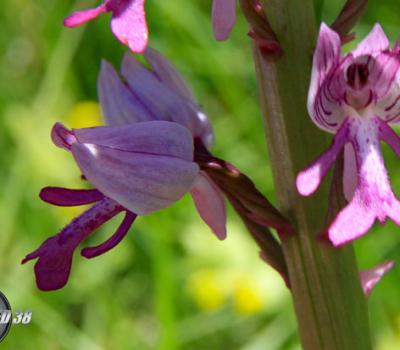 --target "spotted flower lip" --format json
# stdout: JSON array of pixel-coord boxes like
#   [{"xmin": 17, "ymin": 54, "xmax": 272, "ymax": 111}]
[
  {"xmin": 64, "ymin": 0, "xmax": 148, "ymax": 53},
  {"xmin": 296, "ymin": 23, "xmax": 400, "ymax": 246},
  {"xmin": 212, "ymin": 0, "xmax": 237, "ymax": 41}
]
